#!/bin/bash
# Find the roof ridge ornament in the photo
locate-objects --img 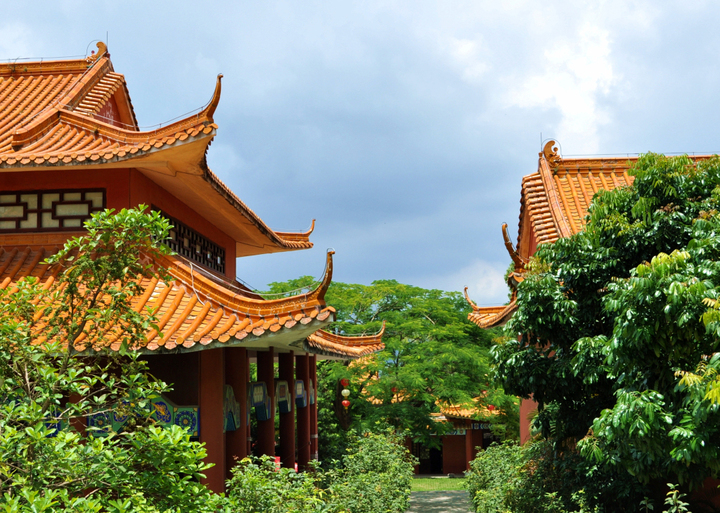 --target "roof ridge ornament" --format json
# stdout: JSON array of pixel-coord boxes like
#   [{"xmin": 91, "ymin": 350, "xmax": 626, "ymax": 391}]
[
  {"xmin": 542, "ymin": 139, "xmax": 562, "ymax": 168},
  {"xmin": 463, "ymin": 287, "xmax": 479, "ymax": 311},
  {"xmin": 205, "ymin": 74, "xmax": 223, "ymax": 122},
  {"xmin": 502, "ymin": 223, "xmax": 526, "ymax": 270},
  {"xmin": 86, "ymin": 41, "xmax": 108, "ymax": 63}
]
